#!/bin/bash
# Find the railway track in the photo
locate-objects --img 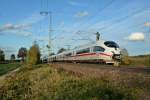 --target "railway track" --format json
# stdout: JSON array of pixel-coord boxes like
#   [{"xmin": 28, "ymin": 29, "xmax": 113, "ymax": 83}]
[
  {"xmin": 118, "ymin": 66, "xmax": 150, "ymax": 73},
  {"xmin": 51, "ymin": 62, "xmax": 150, "ymax": 74}
]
